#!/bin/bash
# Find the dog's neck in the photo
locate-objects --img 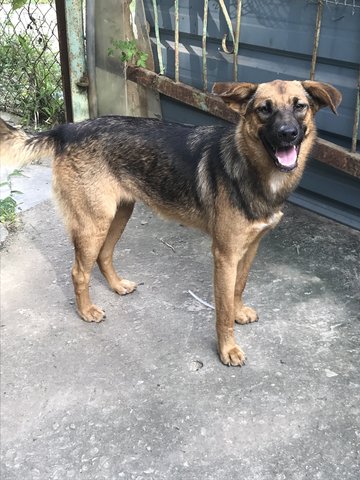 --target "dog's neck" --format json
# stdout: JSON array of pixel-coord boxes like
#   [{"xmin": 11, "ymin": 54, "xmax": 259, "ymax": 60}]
[{"xmin": 268, "ymin": 171, "xmax": 288, "ymax": 196}]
